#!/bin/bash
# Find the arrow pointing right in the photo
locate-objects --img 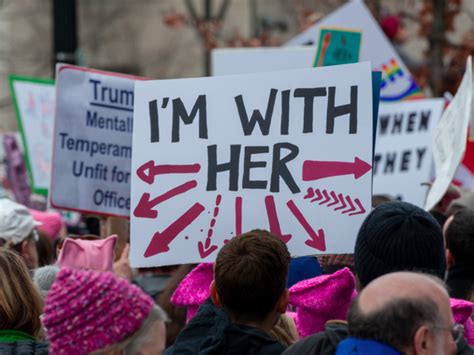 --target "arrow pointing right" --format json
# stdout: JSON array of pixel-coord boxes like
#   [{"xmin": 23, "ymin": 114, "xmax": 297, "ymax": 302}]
[{"xmin": 302, "ymin": 157, "xmax": 371, "ymax": 181}]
